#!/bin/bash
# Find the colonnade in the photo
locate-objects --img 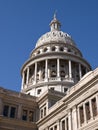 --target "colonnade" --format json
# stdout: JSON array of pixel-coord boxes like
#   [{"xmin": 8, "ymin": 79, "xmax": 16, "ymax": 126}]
[
  {"xmin": 77, "ymin": 95, "xmax": 98, "ymax": 127},
  {"xmin": 40, "ymin": 94, "xmax": 98, "ymax": 130},
  {"xmin": 22, "ymin": 59, "xmax": 88, "ymax": 89}
]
